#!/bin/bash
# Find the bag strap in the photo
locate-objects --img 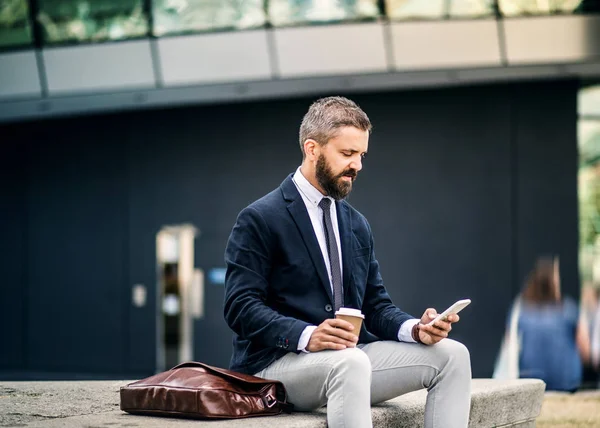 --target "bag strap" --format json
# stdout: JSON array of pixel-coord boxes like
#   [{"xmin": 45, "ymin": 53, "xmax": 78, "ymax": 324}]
[{"xmin": 170, "ymin": 361, "xmax": 294, "ymax": 414}]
